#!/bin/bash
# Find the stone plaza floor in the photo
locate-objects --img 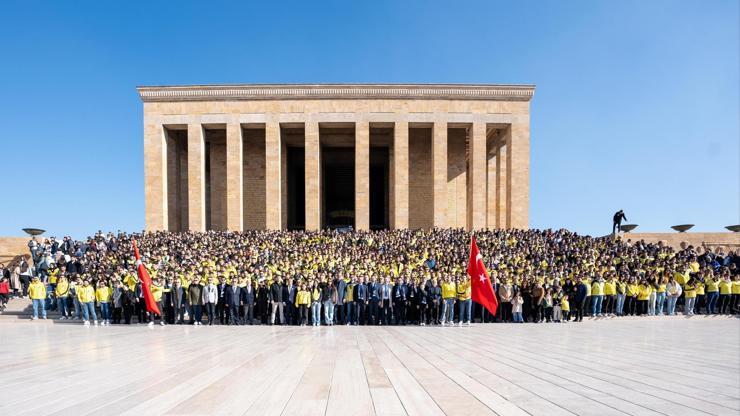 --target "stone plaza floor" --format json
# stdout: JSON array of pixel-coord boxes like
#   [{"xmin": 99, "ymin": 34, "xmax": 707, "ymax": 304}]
[{"xmin": 0, "ymin": 317, "xmax": 738, "ymax": 416}]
